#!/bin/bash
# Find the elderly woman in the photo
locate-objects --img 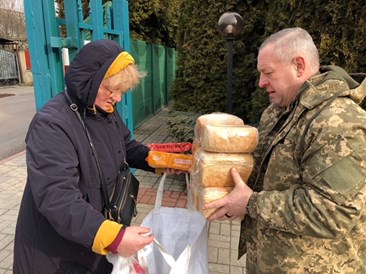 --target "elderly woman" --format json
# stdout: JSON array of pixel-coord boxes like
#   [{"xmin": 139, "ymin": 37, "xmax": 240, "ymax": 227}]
[{"xmin": 14, "ymin": 40, "xmax": 157, "ymax": 273}]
